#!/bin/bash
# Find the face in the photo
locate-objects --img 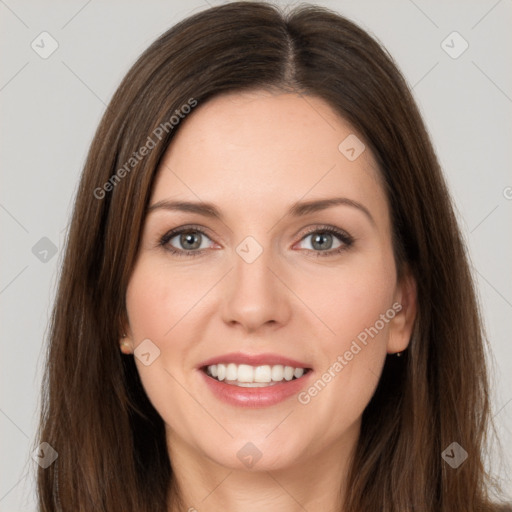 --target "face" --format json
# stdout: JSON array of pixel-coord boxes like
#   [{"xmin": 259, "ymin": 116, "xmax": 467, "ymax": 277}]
[{"xmin": 124, "ymin": 90, "xmax": 415, "ymax": 473}]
